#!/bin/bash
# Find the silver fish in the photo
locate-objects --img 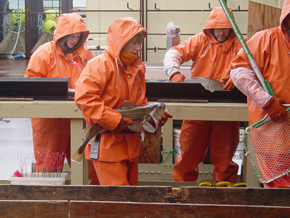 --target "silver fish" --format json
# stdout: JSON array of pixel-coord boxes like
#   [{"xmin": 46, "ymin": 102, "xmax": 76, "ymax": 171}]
[
  {"xmin": 184, "ymin": 77, "xmax": 224, "ymax": 92},
  {"xmin": 72, "ymin": 101, "xmax": 167, "ymax": 162}
]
